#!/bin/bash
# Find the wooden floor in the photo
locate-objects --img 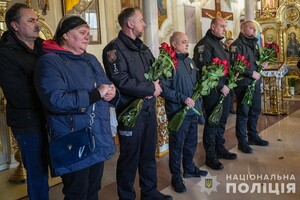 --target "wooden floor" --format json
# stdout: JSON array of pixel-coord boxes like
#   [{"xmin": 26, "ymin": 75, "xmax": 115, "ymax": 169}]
[{"xmin": 1, "ymin": 97, "xmax": 300, "ymax": 200}]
